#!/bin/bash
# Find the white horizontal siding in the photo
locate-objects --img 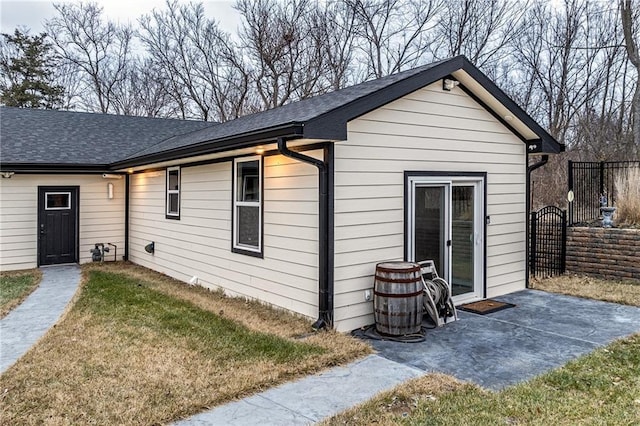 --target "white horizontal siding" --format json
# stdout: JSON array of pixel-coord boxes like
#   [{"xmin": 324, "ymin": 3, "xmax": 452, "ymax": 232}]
[
  {"xmin": 333, "ymin": 83, "xmax": 527, "ymax": 332},
  {"xmin": 128, "ymin": 153, "xmax": 321, "ymax": 320},
  {"xmin": 0, "ymin": 175, "xmax": 126, "ymax": 271}
]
